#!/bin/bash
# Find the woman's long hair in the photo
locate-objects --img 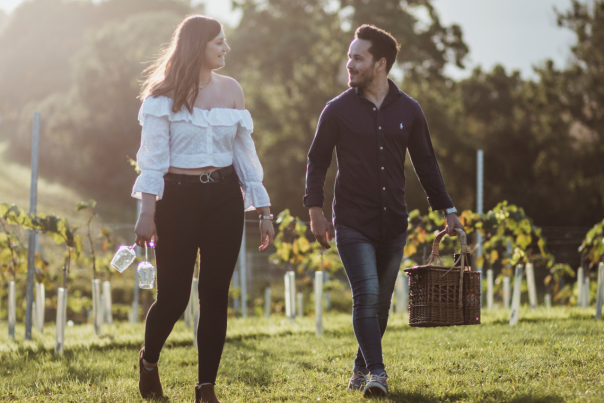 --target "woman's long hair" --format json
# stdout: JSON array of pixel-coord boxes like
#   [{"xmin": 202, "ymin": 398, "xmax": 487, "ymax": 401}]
[{"xmin": 139, "ymin": 15, "xmax": 222, "ymax": 113}]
